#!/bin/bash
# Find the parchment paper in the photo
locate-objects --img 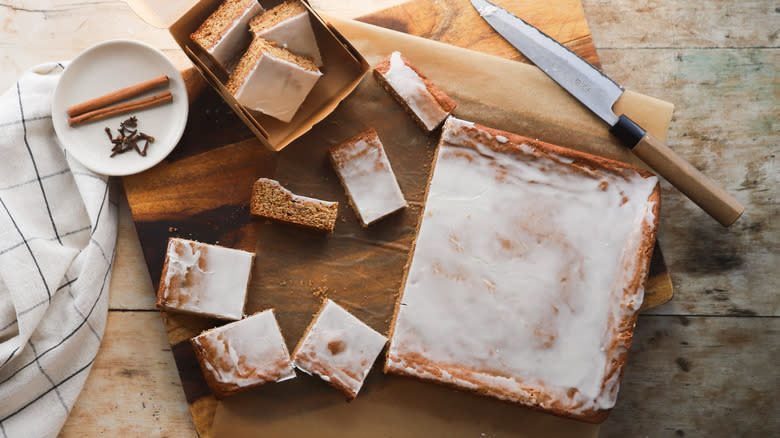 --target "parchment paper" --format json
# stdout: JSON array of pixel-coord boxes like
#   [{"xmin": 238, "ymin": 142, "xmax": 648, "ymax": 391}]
[{"xmin": 211, "ymin": 18, "xmax": 674, "ymax": 438}]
